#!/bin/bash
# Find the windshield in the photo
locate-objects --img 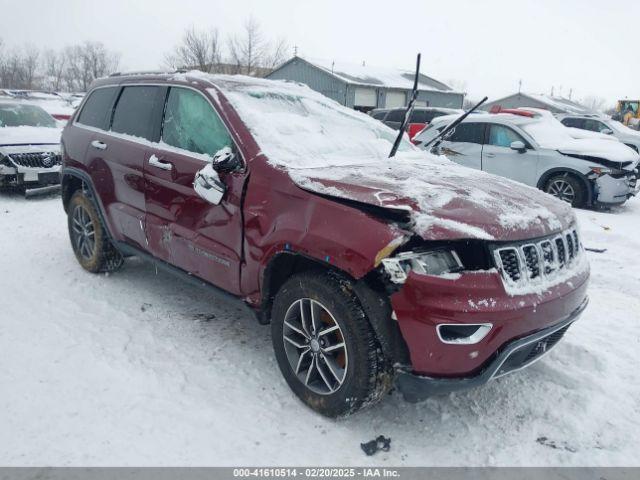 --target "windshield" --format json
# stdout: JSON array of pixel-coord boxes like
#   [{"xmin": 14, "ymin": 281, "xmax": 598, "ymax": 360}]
[
  {"xmin": 0, "ymin": 103, "xmax": 56, "ymax": 128},
  {"xmin": 212, "ymin": 80, "xmax": 421, "ymax": 169}
]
